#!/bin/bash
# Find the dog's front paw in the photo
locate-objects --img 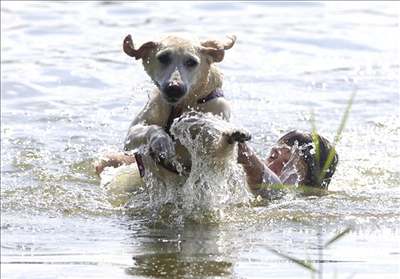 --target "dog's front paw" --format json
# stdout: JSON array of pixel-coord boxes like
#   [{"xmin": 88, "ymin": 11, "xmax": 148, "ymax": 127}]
[
  {"xmin": 225, "ymin": 129, "xmax": 252, "ymax": 144},
  {"xmin": 149, "ymin": 134, "xmax": 175, "ymax": 161}
]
